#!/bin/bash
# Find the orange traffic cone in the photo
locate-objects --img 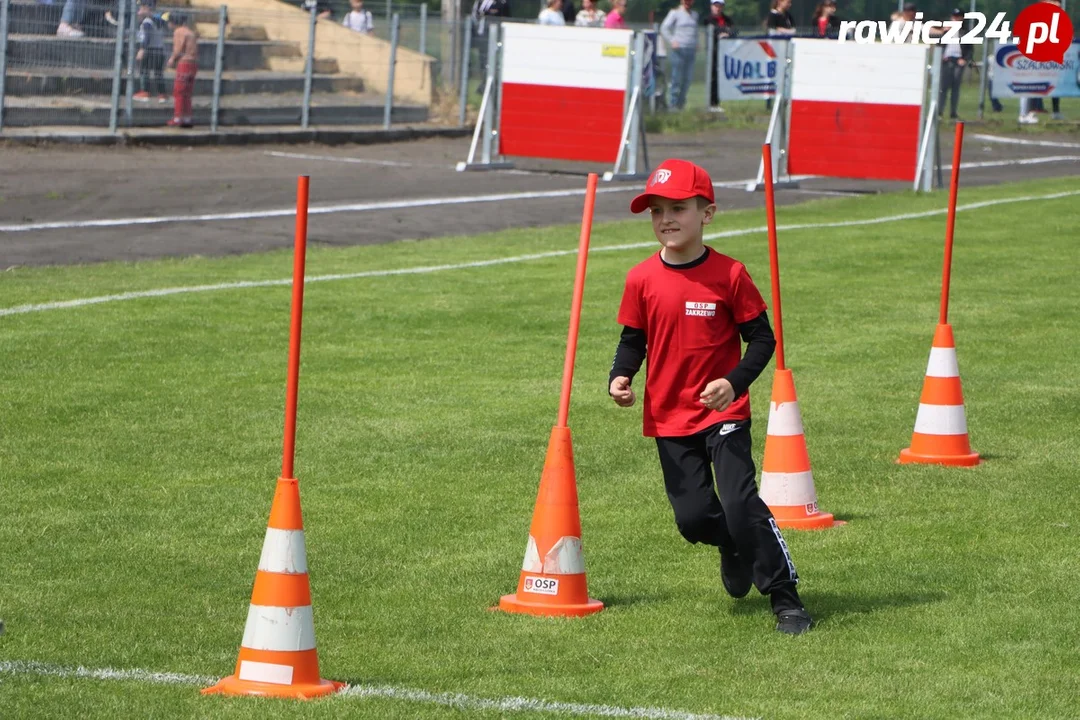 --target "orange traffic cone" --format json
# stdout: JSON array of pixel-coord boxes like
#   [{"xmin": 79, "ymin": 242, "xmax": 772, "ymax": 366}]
[
  {"xmin": 498, "ymin": 426, "xmax": 604, "ymax": 617},
  {"xmin": 759, "ymin": 368, "xmax": 837, "ymax": 530},
  {"xmin": 899, "ymin": 323, "xmax": 980, "ymax": 466},
  {"xmin": 203, "ymin": 478, "xmax": 343, "ymax": 699}
]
